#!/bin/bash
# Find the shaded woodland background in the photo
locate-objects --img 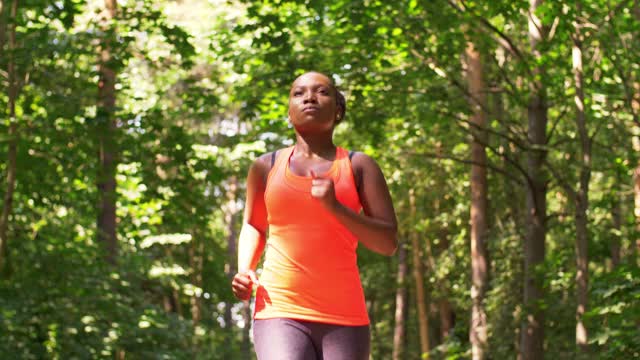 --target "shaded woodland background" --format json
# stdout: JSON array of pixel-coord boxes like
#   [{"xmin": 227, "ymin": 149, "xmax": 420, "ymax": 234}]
[{"xmin": 0, "ymin": 0, "xmax": 639, "ymax": 359}]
